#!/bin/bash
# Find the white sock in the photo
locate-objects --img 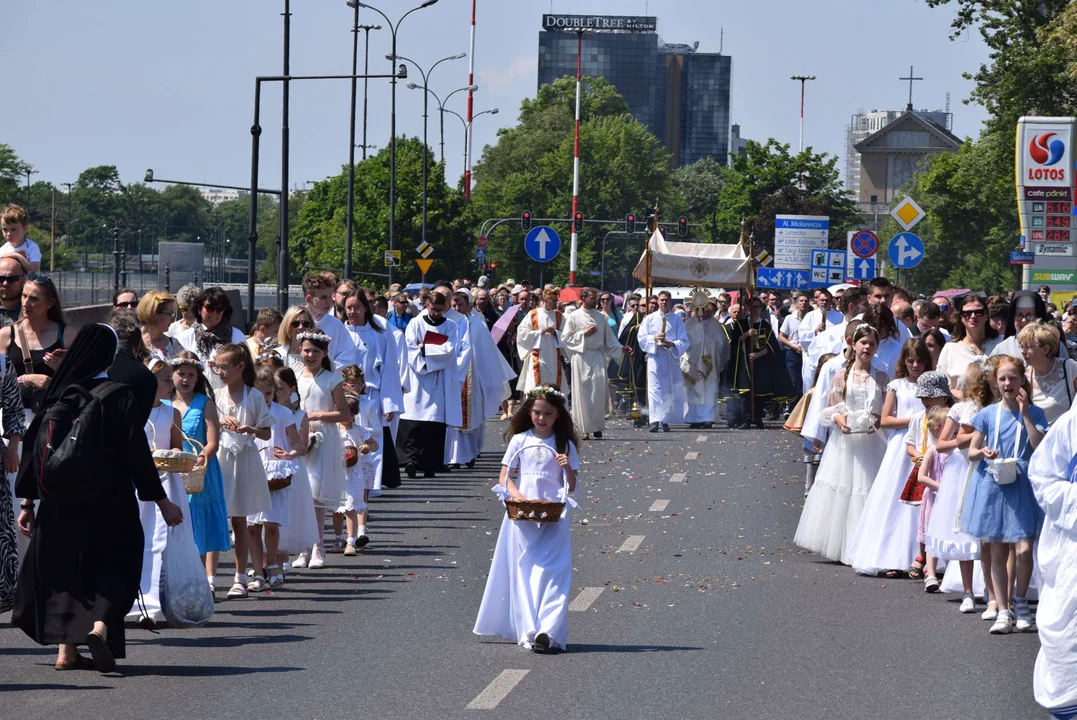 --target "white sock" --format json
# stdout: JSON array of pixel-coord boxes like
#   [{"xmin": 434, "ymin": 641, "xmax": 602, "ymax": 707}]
[
  {"xmin": 347, "ymin": 537, "xmax": 357, "ymax": 544},
  {"xmin": 234, "ymin": 573, "xmax": 245, "ymax": 584},
  {"xmin": 358, "ymin": 525, "xmax": 368, "ymax": 536}
]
